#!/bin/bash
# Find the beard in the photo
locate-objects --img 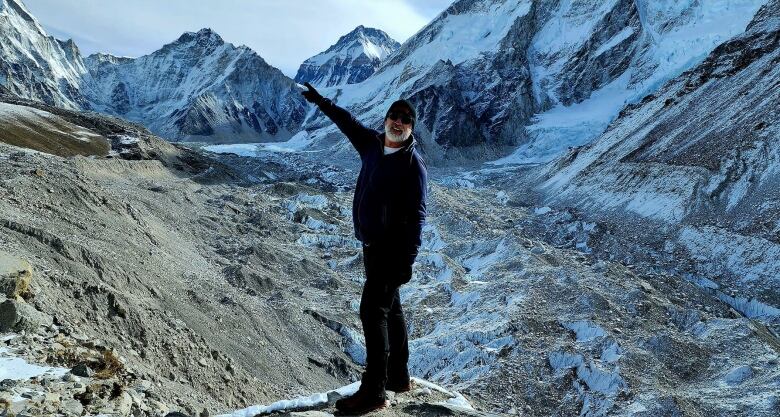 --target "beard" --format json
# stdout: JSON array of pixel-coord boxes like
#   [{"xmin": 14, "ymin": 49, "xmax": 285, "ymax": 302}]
[{"xmin": 385, "ymin": 125, "xmax": 409, "ymax": 143}]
